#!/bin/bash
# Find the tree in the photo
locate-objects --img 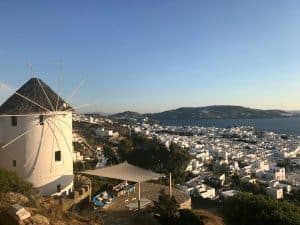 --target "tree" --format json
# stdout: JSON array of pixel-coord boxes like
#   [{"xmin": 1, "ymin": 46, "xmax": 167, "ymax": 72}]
[
  {"xmin": 103, "ymin": 146, "xmax": 119, "ymax": 165},
  {"xmin": 286, "ymin": 189, "xmax": 300, "ymax": 206},
  {"xmin": 178, "ymin": 209, "xmax": 204, "ymax": 225},
  {"xmin": 223, "ymin": 192, "xmax": 300, "ymax": 225},
  {"xmin": 231, "ymin": 174, "xmax": 265, "ymax": 195},
  {"xmin": 166, "ymin": 143, "xmax": 191, "ymax": 184},
  {"xmin": 107, "ymin": 134, "xmax": 190, "ymax": 184},
  {"xmin": 154, "ymin": 189, "xmax": 204, "ymax": 225},
  {"xmin": 153, "ymin": 189, "xmax": 179, "ymax": 225},
  {"xmin": 118, "ymin": 138, "xmax": 133, "ymax": 161},
  {"xmin": 294, "ymin": 189, "xmax": 300, "ymax": 205}
]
